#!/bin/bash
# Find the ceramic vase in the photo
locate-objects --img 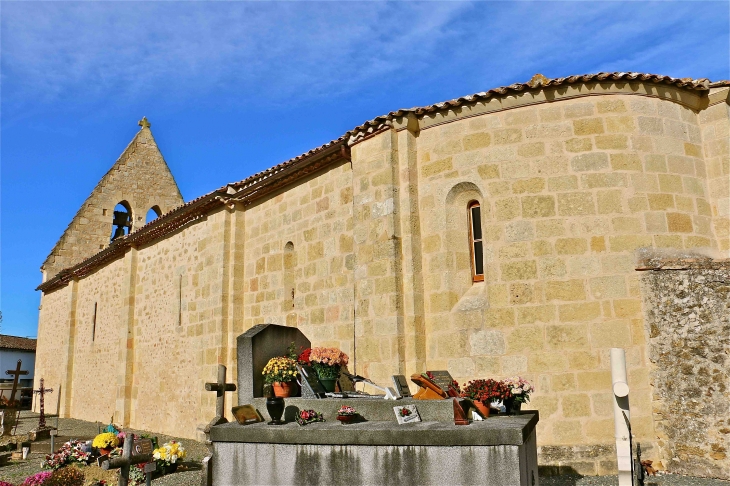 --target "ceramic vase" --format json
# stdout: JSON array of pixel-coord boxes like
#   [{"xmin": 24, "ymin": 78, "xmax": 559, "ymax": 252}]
[
  {"xmin": 266, "ymin": 397, "xmax": 285, "ymax": 425},
  {"xmin": 273, "ymin": 381, "xmax": 295, "ymax": 398},
  {"xmin": 503, "ymin": 397, "xmax": 522, "ymax": 415}
]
